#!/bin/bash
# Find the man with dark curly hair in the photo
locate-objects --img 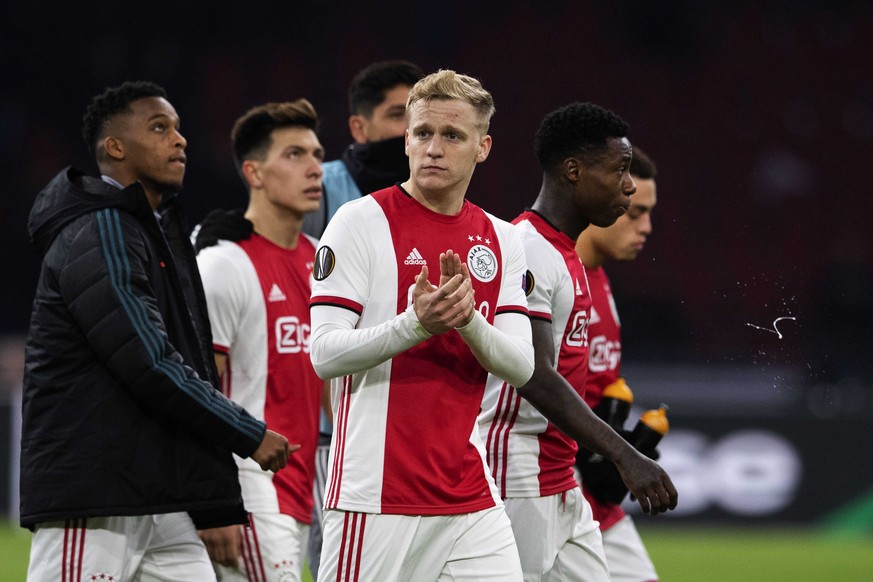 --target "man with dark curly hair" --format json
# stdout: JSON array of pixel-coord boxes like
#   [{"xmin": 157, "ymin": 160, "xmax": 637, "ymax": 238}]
[
  {"xmin": 479, "ymin": 102, "xmax": 677, "ymax": 581},
  {"xmin": 575, "ymin": 147, "xmax": 663, "ymax": 582},
  {"xmin": 22, "ymin": 80, "xmax": 292, "ymax": 581}
]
